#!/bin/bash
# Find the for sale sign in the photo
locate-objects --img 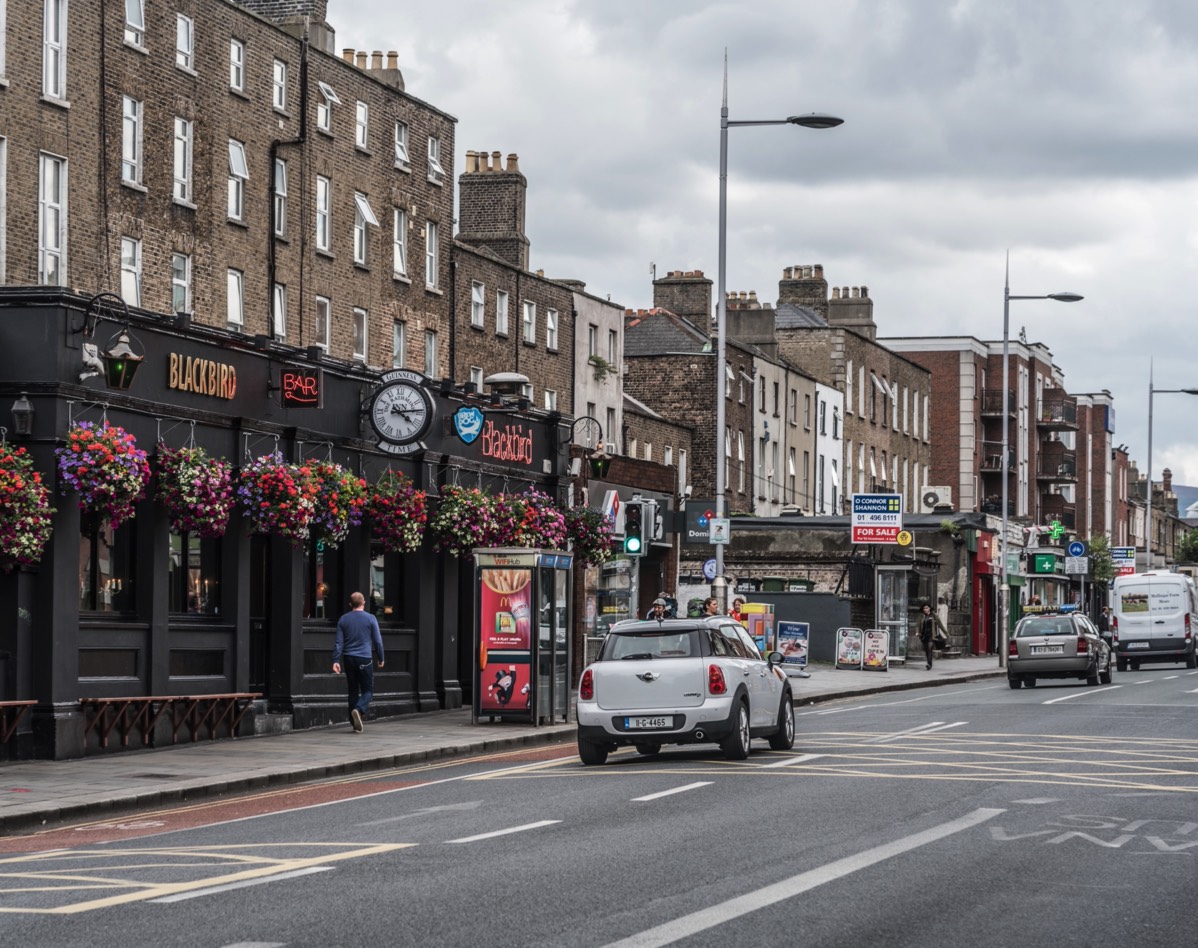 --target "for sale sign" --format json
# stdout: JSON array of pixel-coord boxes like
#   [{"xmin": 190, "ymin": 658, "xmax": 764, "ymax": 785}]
[
  {"xmin": 851, "ymin": 493, "xmax": 903, "ymax": 544},
  {"xmin": 1111, "ymin": 546, "xmax": 1136, "ymax": 577}
]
